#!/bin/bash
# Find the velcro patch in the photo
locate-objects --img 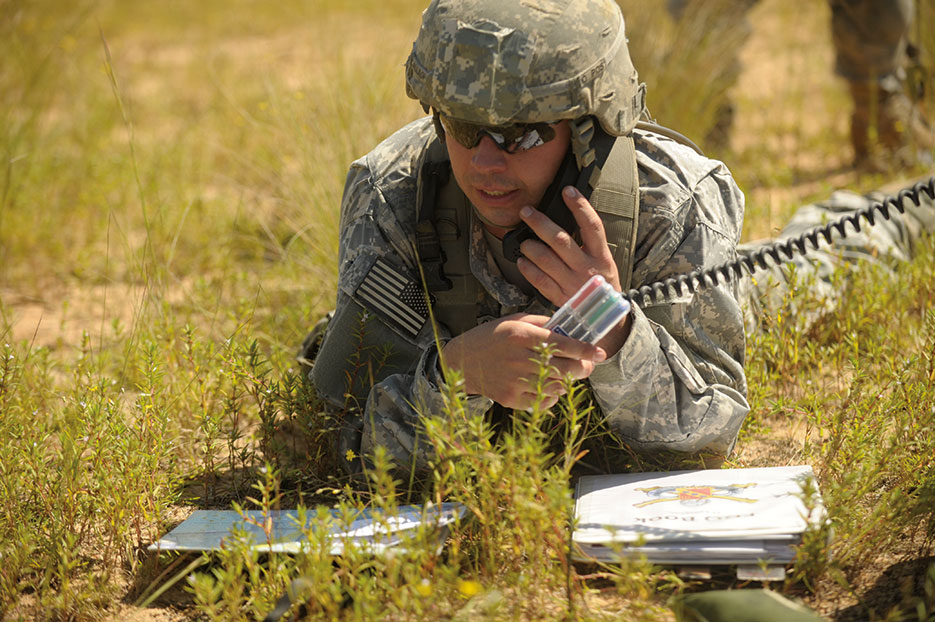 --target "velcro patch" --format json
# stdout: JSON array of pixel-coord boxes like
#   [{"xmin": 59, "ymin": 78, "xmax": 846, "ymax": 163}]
[{"xmin": 355, "ymin": 258, "xmax": 429, "ymax": 339}]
